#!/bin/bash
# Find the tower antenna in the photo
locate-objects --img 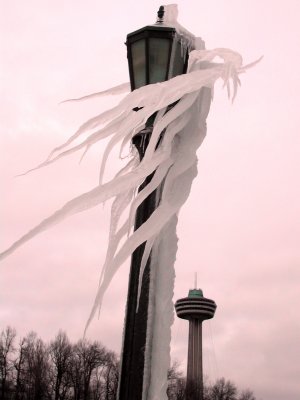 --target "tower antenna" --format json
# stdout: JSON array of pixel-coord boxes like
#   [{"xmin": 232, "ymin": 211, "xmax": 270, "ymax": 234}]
[{"xmin": 194, "ymin": 272, "xmax": 197, "ymax": 289}]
